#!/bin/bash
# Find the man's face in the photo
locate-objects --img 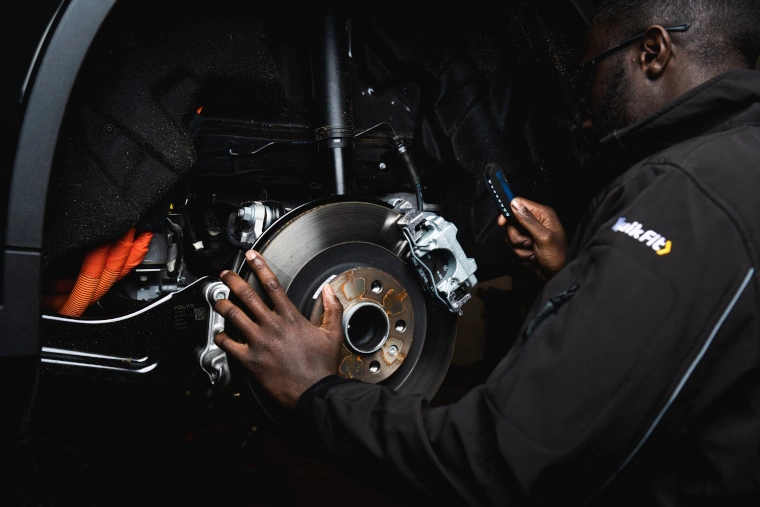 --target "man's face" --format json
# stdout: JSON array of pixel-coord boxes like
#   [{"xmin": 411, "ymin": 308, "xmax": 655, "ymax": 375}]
[{"xmin": 580, "ymin": 19, "xmax": 636, "ymax": 140}]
